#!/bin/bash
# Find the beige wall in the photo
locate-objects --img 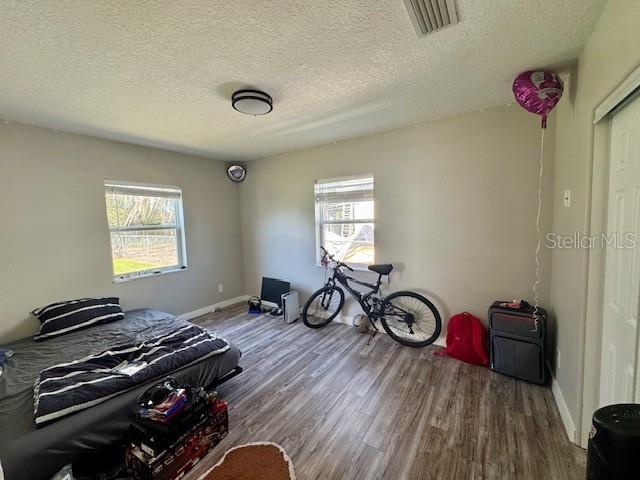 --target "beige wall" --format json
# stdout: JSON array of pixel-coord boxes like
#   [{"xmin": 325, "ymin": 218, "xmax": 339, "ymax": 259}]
[
  {"xmin": 240, "ymin": 105, "xmax": 556, "ymax": 329},
  {"xmin": 550, "ymin": 0, "xmax": 640, "ymax": 442},
  {"xmin": 0, "ymin": 122, "xmax": 244, "ymax": 342}
]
